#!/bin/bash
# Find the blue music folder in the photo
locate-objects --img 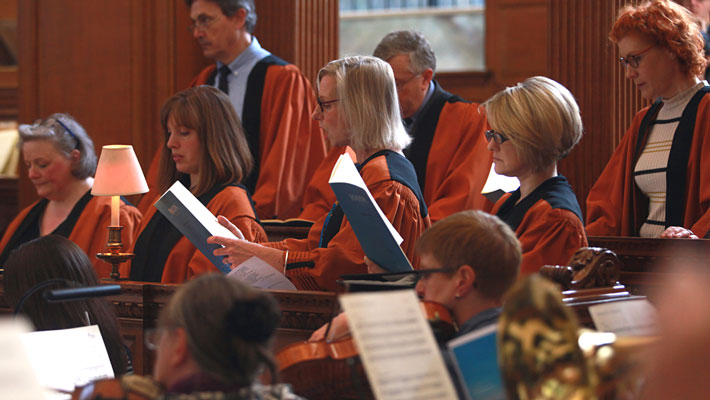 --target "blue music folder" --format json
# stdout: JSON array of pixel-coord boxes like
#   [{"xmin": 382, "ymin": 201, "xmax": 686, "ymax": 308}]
[{"xmin": 446, "ymin": 324, "xmax": 505, "ymax": 400}]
